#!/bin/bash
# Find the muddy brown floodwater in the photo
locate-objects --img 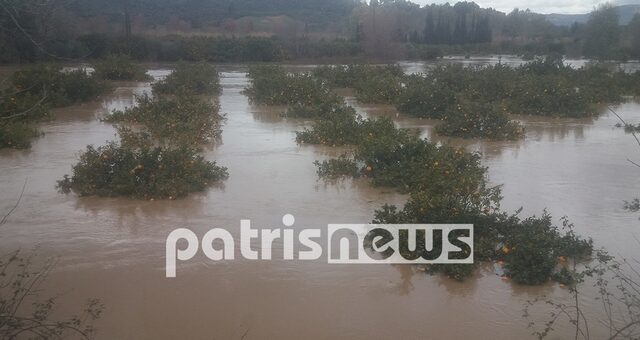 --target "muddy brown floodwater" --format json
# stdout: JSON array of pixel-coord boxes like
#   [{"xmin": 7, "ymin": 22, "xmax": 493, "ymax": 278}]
[{"xmin": 1, "ymin": 59, "xmax": 640, "ymax": 339}]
